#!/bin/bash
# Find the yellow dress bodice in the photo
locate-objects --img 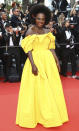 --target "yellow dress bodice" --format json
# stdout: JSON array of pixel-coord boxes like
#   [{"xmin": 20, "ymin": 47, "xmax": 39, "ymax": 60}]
[{"xmin": 21, "ymin": 32, "xmax": 55, "ymax": 53}]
